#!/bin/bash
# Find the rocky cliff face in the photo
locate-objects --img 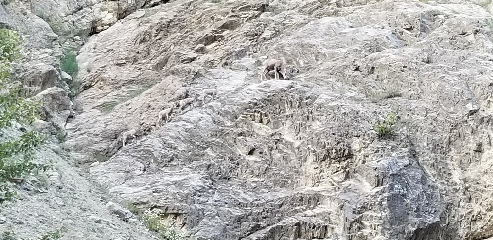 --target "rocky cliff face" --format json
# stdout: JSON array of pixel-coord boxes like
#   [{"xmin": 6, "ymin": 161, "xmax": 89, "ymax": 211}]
[{"xmin": 4, "ymin": 0, "xmax": 493, "ymax": 239}]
